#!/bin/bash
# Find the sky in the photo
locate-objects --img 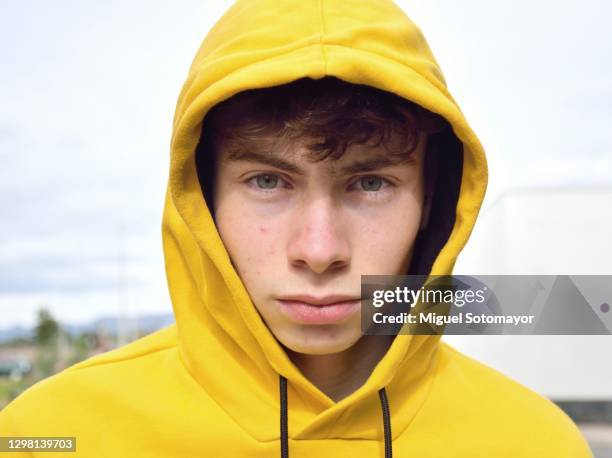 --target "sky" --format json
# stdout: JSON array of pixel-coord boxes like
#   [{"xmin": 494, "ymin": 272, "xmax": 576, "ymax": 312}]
[{"xmin": 1, "ymin": 0, "xmax": 611, "ymax": 328}]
